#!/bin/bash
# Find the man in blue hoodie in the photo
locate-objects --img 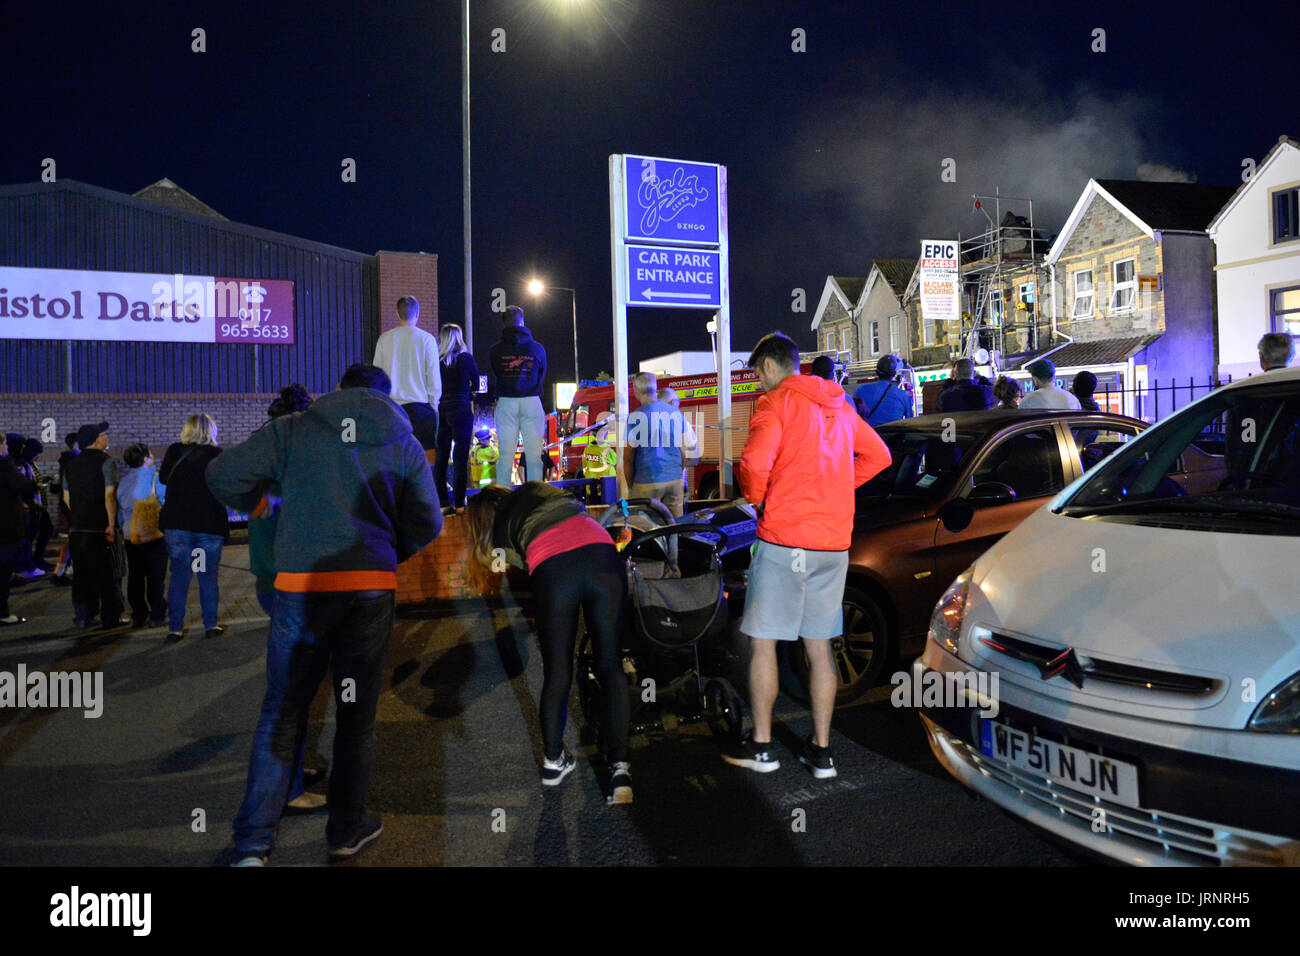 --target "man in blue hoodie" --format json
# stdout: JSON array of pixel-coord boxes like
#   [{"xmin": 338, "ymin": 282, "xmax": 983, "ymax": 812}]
[
  {"xmin": 490, "ymin": 306, "xmax": 547, "ymax": 485},
  {"xmin": 206, "ymin": 363, "xmax": 442, "ymax": 865}
]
